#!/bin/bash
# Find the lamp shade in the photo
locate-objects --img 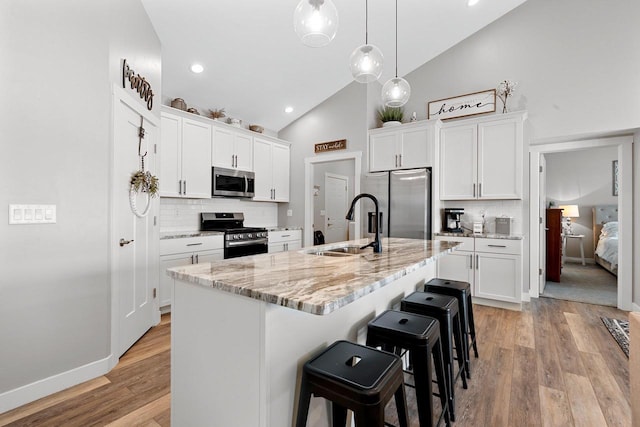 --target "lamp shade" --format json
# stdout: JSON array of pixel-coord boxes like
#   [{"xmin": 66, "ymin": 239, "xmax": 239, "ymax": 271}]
[
  {"xmin": 382, "ymin": 77, "xmax": 411, "ymax": 107},
  {"xmin": 294, "ymin": 0, "xmax": 338, "ymax": 48},
  {"xmin": 349, "ymin": 44, "xmax": 384, "ymax": 83},
  {"xmin": 559, "ymin": 205, "xmax": 579, "ymax": 218}
]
